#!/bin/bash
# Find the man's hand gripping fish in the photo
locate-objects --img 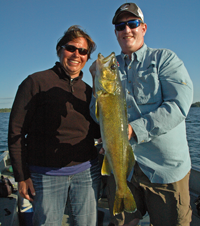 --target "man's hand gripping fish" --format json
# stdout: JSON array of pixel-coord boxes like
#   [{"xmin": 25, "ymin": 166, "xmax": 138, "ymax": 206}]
[{"xmin": 95, "ymin": 52, "xmax": 137, "ymax": 215}]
